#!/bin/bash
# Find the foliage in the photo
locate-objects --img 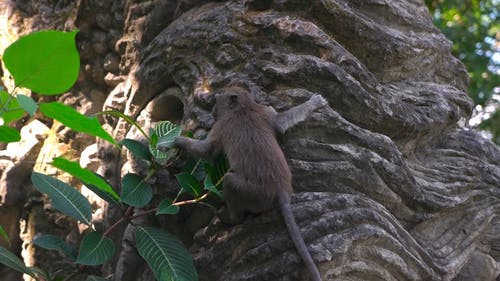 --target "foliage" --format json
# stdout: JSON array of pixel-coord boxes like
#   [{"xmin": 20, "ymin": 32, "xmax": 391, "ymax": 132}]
[
  {"xmin": 3, "ymin": 30, "xmax": 80, "ymax": 95},
  {"xmin": 0, "ymin": 225, "xmax": 9, "ymax": 246},
  {"xmin": 0, "ymin": 125, "xmax": 20, "ymax": 142},
  {"xmin": 425, "ymin": 0, "xmax": 500, "ymax": 143},
  {"xmin": 135, "ymin": 226, "xmax": 198, "ymax": 281},
  {"xmin": 51, "ymin": 157, "xmax": 120, "ymax": 202},
  {"xmin": 478, "ymin": 108, "xmax": 500, "ymax": 143},
  {"xmin": 0, "ymin": 90, "xmax": 24, "ymax": 125},
  {"xmin": 76, "ymin": 232, "xmax": 115, "ymax": 266},
  {"xmin": 40, "ymin": 102, "xmax": 116, "ymax": 145},
  {"xmin": 33, "ymin": 235, "xmax": 78, "ymax": 260},
  {"xmin": 0, "ymin": 30, "xmax": 230, "ymax": 280},
  {"xmin": 120, "ymin": 173, "xmax": 153, "ymax": 207},
  {"xmin": 31, "ymin": 172, "xmax": 93, "ymax": 225},
  {"xmin": 0, "ymin": 246, "xmax": 38, "ymax": 279}
]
